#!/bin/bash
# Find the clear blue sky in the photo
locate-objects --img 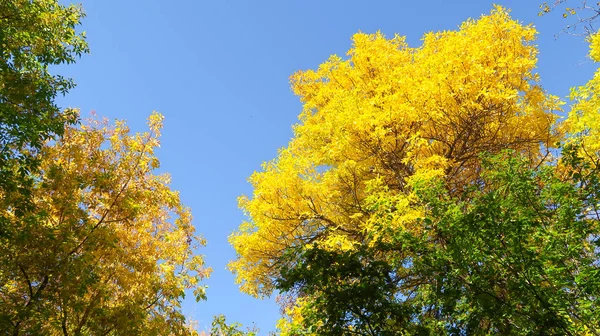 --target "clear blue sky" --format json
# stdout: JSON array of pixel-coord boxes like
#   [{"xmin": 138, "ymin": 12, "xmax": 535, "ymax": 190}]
[{"xmin": 55, "ymin": 1, "xmax": 595, "ymax": 333}]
